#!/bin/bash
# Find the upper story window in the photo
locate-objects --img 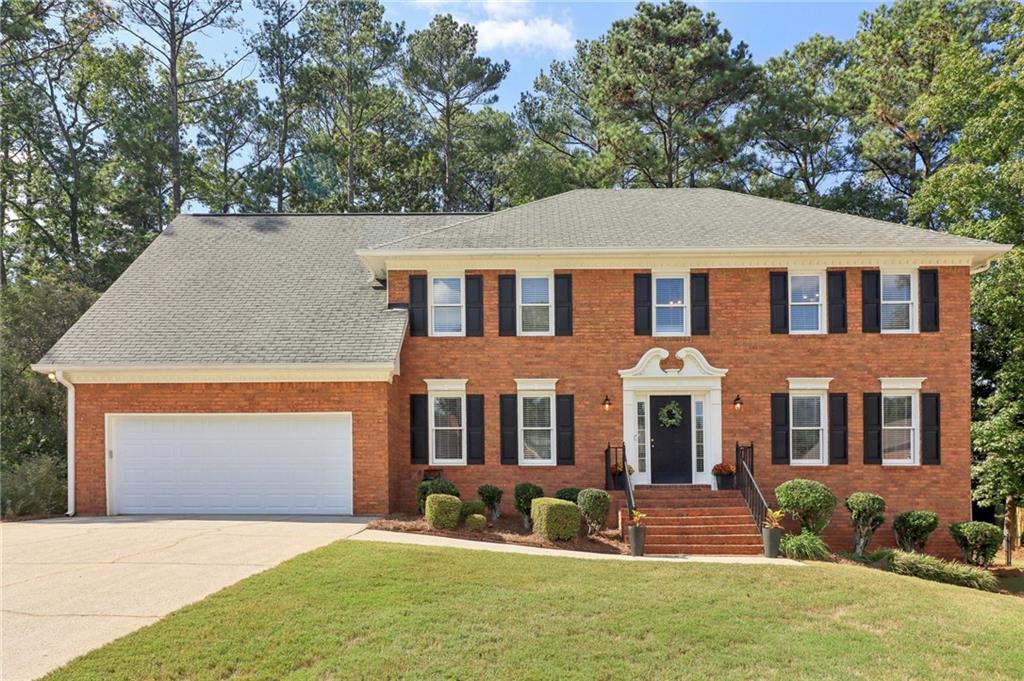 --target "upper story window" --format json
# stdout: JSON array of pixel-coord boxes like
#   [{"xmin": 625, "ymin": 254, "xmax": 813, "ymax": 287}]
[
  {"xmin": 881, "ymin": 272, "xmax": 915, "ymax": 333},
  {"xmin": 789, "ymin": 273, "xmax": 824, "ymax": 334},
  {"xmin": 426, "ymin": 379, "xmax": 467, "ymax": 465},
  {"xmin": 430, "ymin": 276, "xmax": 464, "ymax": 336},
  {"xmin": 882, "ymin": 393, "xmax": 917, "ymax": 465},
  {"xmin": 518, "ymin": 275, "xmax": 553, "ymax": 336},
  {"xmin": 653, "ymin": 275, "xmax": 687, "ymax": 336},
  {"xmin": 790, "ymin": 392, "xmax": 827, "ymax": 465}
]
